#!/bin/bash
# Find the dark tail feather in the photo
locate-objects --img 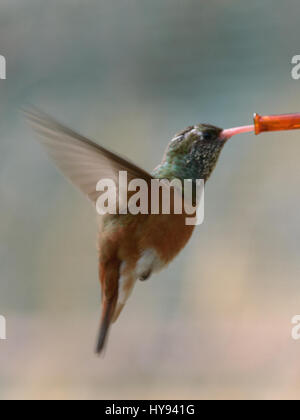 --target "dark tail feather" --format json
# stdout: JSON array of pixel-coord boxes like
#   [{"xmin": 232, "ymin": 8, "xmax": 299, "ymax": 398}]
[
  {"xmin": 96, "ymin": 257, "xmax": 120, "ymax": 355},
  {"xmin": 95, "ymin": 299, "xmax": 115, "ymax": 355}
]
